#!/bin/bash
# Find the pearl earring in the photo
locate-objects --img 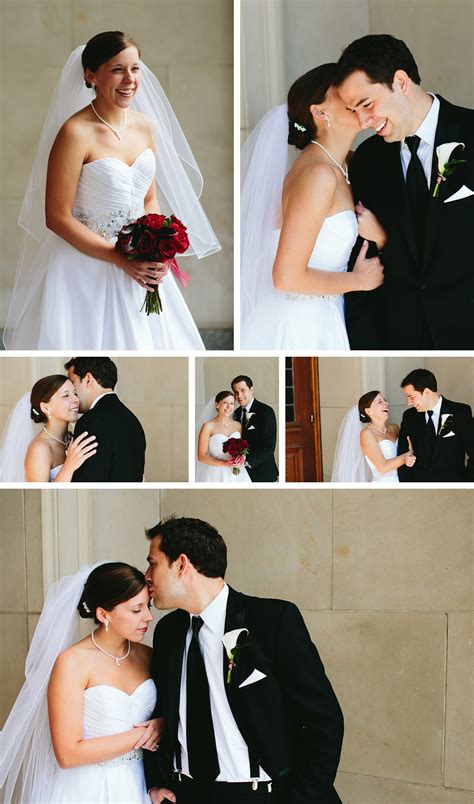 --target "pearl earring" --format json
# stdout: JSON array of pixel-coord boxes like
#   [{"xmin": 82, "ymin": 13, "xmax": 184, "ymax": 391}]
[
  {"xmin": 324, "ymin": 113, "xmax": 331, "ymax": 128},
  {"xmin": 105, "ymin": 619, "xmax": 109, "ymax": 632}
]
